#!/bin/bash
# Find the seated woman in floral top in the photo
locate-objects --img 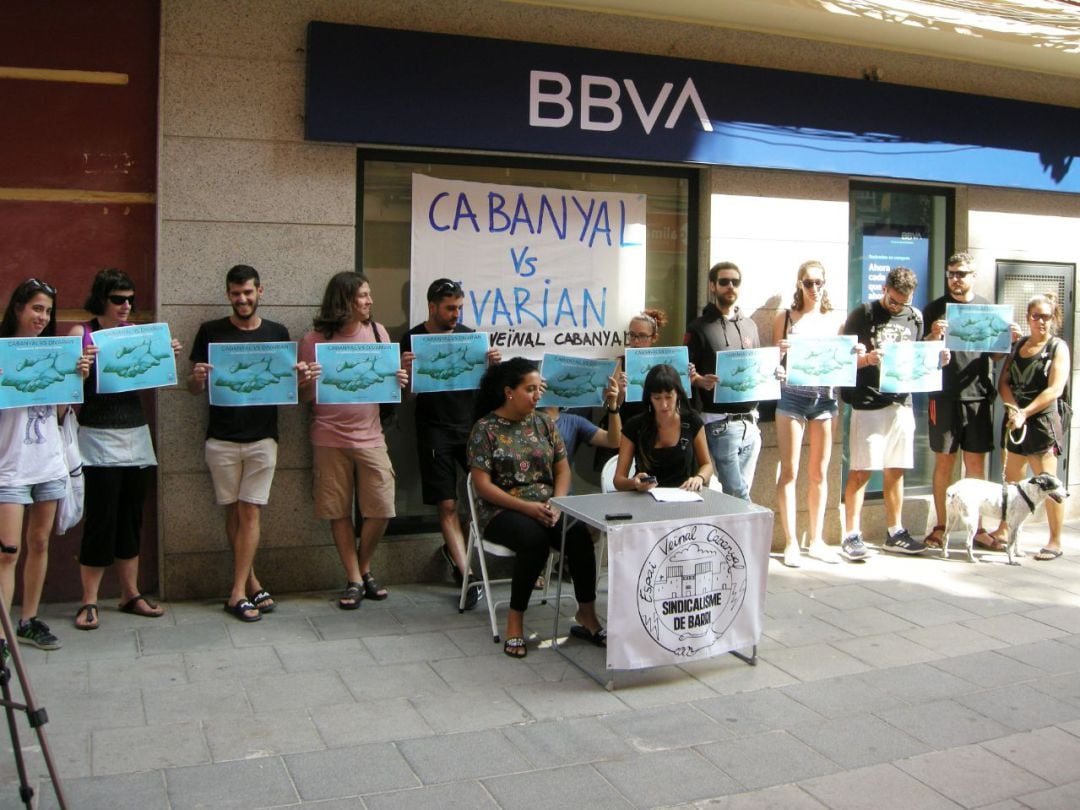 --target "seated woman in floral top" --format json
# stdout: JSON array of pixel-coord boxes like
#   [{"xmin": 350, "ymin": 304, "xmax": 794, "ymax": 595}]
[{"xmin": 468, "ymin": 357, "xmax": 604, "ymax": 659}]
